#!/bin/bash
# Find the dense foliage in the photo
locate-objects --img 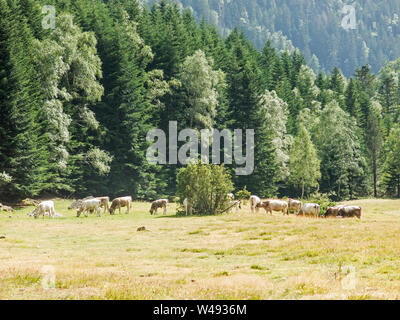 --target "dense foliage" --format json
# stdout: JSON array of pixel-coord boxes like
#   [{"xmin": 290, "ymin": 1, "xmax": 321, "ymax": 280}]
[
  {"xmin": 1, "ymin": 0, "xmax": 400, "ymax": 202},
  {"xmin": 176, "ymin": 162, "xmax": 234, "ymax": 215},
  {"xmin": 148, "ymin": 0, "xmax": 400, "ymax": 77}
]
